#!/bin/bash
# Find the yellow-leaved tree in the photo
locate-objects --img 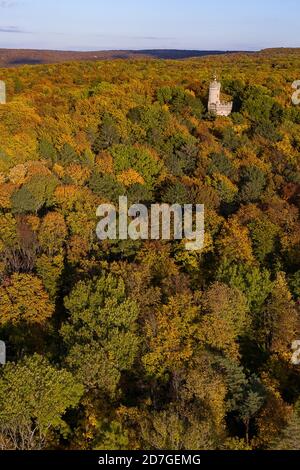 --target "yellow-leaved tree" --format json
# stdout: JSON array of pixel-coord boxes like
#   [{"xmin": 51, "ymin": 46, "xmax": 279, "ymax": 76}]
[{"xmin": 0, "ymin": 274, "xmax": 54, "ymax": 326}]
